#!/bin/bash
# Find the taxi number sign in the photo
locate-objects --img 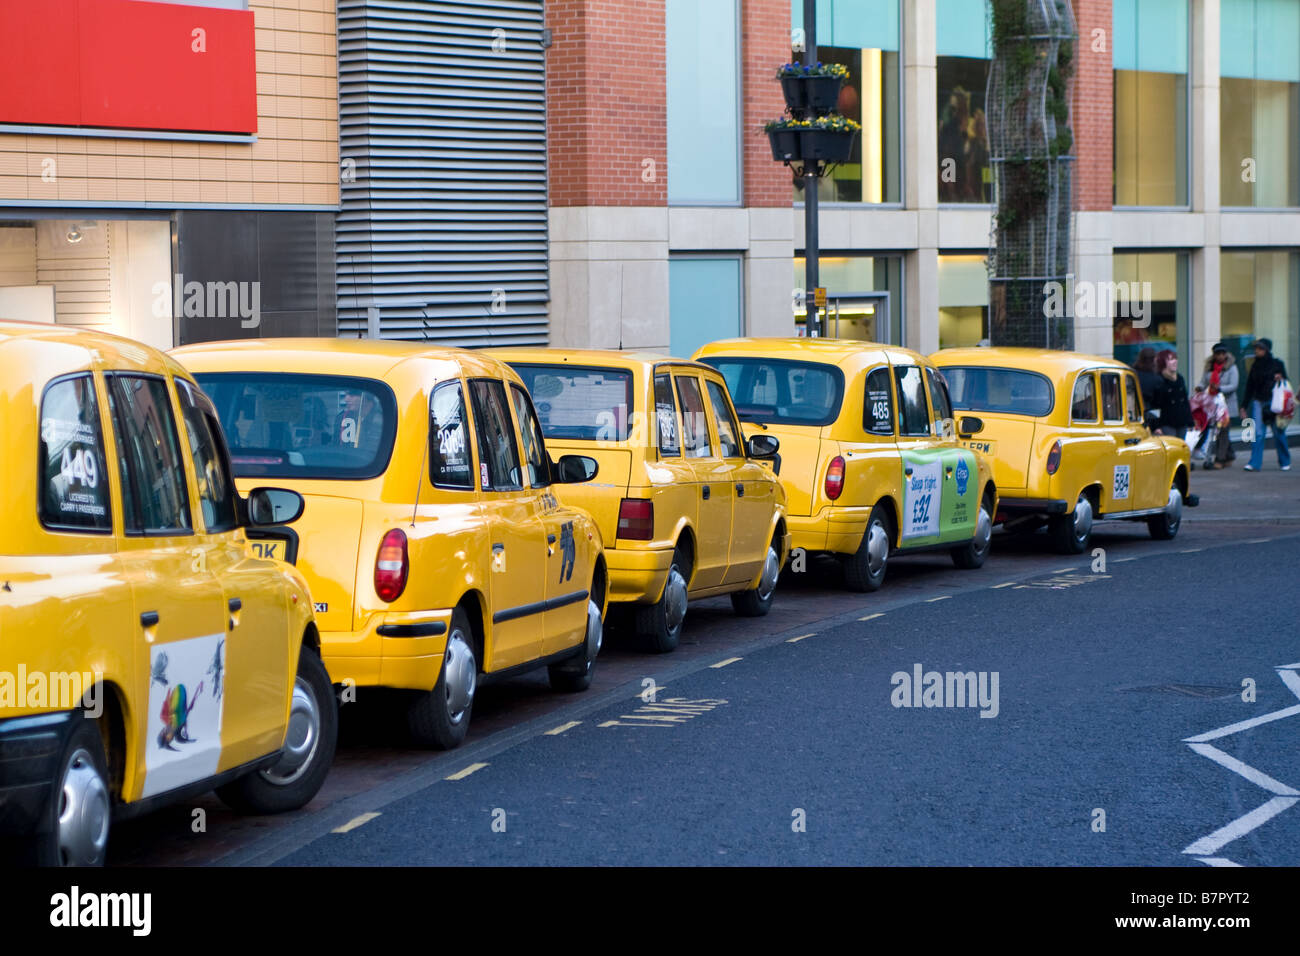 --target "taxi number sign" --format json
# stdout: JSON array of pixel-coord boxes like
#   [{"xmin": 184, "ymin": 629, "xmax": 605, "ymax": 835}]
[{"xmin": 1113, "ymin": 464, "xmax": 1130, "ymax": 500}]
